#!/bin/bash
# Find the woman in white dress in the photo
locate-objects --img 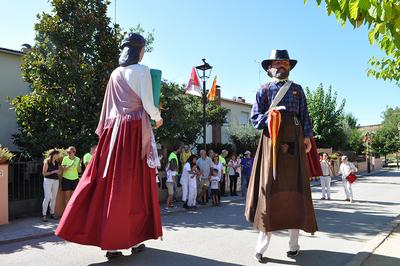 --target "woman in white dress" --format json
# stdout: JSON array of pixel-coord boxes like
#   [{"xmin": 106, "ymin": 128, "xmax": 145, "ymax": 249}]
[{"xmin": 180, "ymin": 155, "xmax": 198, "ymax": 209}]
